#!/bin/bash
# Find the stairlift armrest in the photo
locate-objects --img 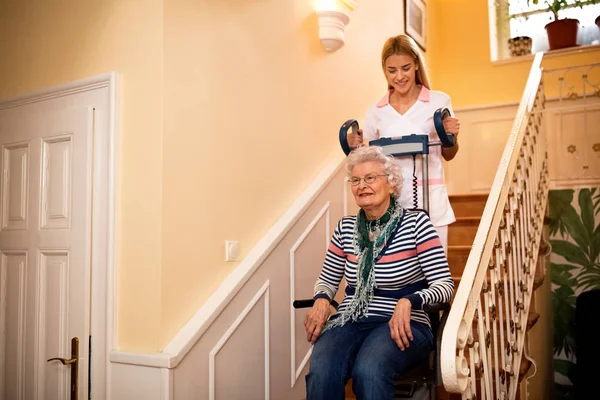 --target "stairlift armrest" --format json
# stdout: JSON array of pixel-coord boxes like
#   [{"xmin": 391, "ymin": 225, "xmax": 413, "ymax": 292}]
[
  {"xmin": 293, "ymin": 298, "xmax": 340, "ymax": 310},
  {"xmin": 423, "ymin": 303, "xmax": 451, "ymax": 313}
]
